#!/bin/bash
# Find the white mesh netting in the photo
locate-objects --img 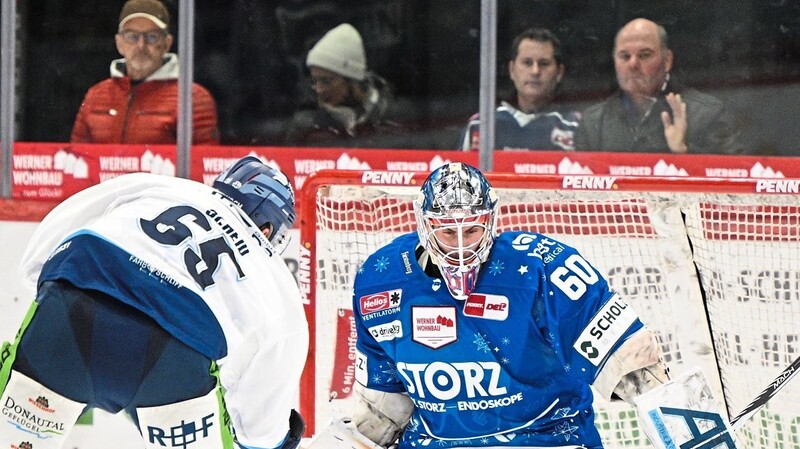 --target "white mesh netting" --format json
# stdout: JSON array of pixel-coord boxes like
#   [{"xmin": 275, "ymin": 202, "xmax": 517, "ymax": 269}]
[{"xmin": 302, "ymin": 180, "xmax": 799, "ymax": 449}]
